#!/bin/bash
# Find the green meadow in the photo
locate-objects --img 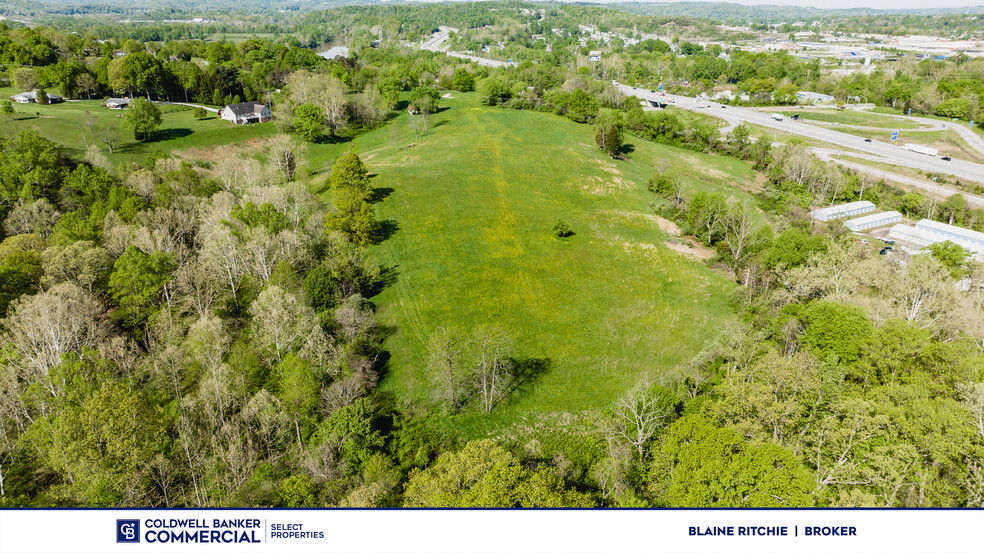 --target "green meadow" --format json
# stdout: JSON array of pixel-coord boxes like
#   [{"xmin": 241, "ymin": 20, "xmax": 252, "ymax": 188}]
[{"xmin": 320, "ymin": 94, "xmax": 759, "ymax": 435}]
